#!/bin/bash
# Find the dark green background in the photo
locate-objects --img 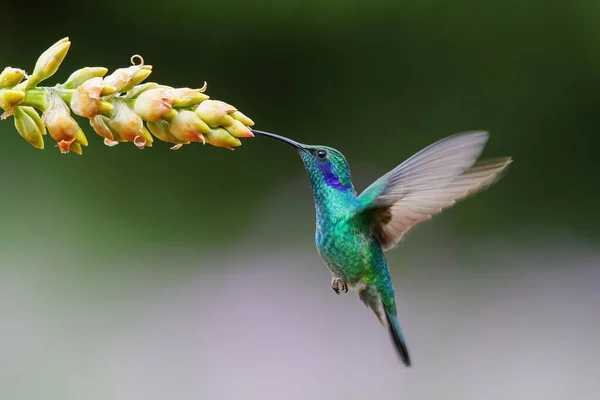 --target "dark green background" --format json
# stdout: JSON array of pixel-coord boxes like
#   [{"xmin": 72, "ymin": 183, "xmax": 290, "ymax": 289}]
[{"xmin": 1, "ymin": 2, "xmax": 597, "ymax": 399}]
